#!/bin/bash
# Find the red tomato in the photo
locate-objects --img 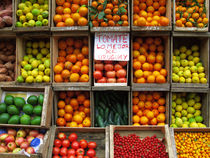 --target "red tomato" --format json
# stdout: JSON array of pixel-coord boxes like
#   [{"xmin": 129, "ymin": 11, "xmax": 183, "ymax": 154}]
[
  {"xmin": 67, "ymin": 156, "xmax": 75, "ymax": 158},
  {"xmin": 114, "ymin": 64, "xmax": 123, "ymax": 71},
  {"xmin": 118, "ymin": 61, "xmax": 127, "ymax": 67},
  {"xmin": 77, "ymin": 155, "xmax": 84, "ymax": 158},
  {"xmin": 62, "ymin": 139, "xmax": 70, "ymax": 148},
  {"xmin": 79, "ymin": 139, "xmax": 88, "ymax": 149},
  {"xmin": 53, "ymin": 147, "xmax": 60, "ymax": 155},
  {"xmin": 54, "ymin": 139, "xmax": 62, "ymax": 147},
  {"xmin": 97, "ymin": 77, "xmax": 107, "ymax": 83},
  {"xmin": 104, "ymin": 64, "xmax": 114, "ymax": 71},
  {"xmin": 67, "ymin": 149, "xmax": 76, "ymax": 156},
  {"xmin": 117, "ymin": 78, "xmax": 127, "ymax": 83},
  {"xmin": 106, "ymin": 71, "xmax": 116, "ymax": 78},
  {"xmin": 104, "ymin": 60, "xmax": 113, "ymax": 64},
  {"xmin": 93, "ymin": 71, "xmax": 103, "ymax": 79},
  {"xmin": 76, "ymin": 148, "xmax": 85, "ymax": 155},
  {"xmin": 68, "ymin": 133, "xmax": 78, "ymax": 142},
  {"xmin": 62, "ymin": 156, "xmax": 68, "ymax": 158},
  {"xmin": 94, "ymin": 63, "xmax": 104, "ymax": 71},
  {"xmin": 84, "ymin": 156, "xmax": 90, "ymax": 158},
  {"xmin": 71, "ymin": 141, "xmax": 80, "ymax": 149},
  {"xmin": 58, "ymin": 133, "xmax": 66, "ymax": 140},
  {"xmin": 116, "ymin": 69, "xmax": 126, "ymax": 78},
  {"xmin": 86, "ymin": 149, "xmax": 96, "ymax": 157},
  {"xmin": 107, "ymin": 78, "xmax": 116, "ymax": 83},
  {"xmin": 60, "ymin": 147, "xmax": 68, "ymax": 156},
  {"xmin": 88, "ymin": 142, "xmax": 97, "ymax": 149},
  {"xmin": 53, "ymin": 155, "xmax": 60, "ymax": 158}
]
